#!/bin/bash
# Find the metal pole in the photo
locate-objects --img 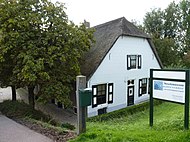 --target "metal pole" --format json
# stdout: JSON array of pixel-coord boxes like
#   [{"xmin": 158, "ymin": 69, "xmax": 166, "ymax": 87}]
[
  {"xmin": 150, "ymin": 69, "xmax": 153, "ymax": 127},
  {"xmin": 184, "ymin": 70, "xmax": 189, "ymax": 130},
  {"xmin": 76, "ymin": 75, "xmax": 87, "ymax": 135}
]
